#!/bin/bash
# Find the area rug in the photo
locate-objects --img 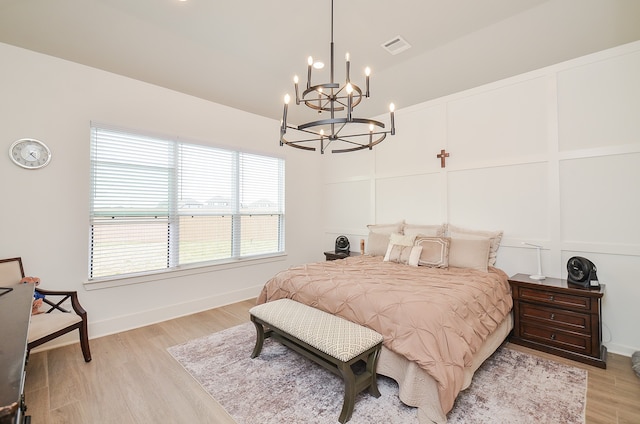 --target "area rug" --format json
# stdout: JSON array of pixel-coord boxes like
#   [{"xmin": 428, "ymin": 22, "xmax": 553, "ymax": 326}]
[{"xmin": 168, "ymin": 323, "xmax": 587, "ymax": 424}]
